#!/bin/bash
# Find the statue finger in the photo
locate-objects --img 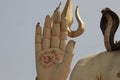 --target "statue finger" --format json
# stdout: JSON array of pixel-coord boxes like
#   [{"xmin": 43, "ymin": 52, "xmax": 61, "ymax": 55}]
[
  {"xmin": 63, "ymin": 40, "xmax": 75, "ymax": 67},
  {"xmin": 51, "ymin": 8, "xmax": 61, "ymax": 48},
  {"xmin": 60, "ymin": 17, "xmax": 68, "ymax": 51},
  {"xmin": 43, "ymin": 15, "xmax": 52, "ymax": 50},
  {"xmin": 35, "ymin": 23, "xmax": 42, "ymax": 54}
]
